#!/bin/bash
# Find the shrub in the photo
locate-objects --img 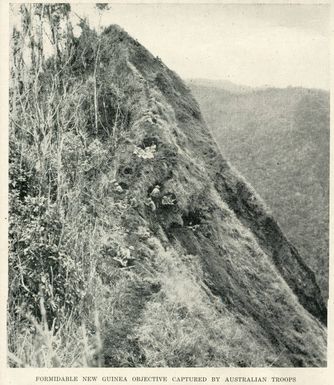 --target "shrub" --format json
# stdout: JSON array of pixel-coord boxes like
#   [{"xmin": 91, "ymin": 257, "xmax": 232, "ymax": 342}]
[{"xmin": 9, "ymin": 193, "xmax": 85, "ymax": 327}]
